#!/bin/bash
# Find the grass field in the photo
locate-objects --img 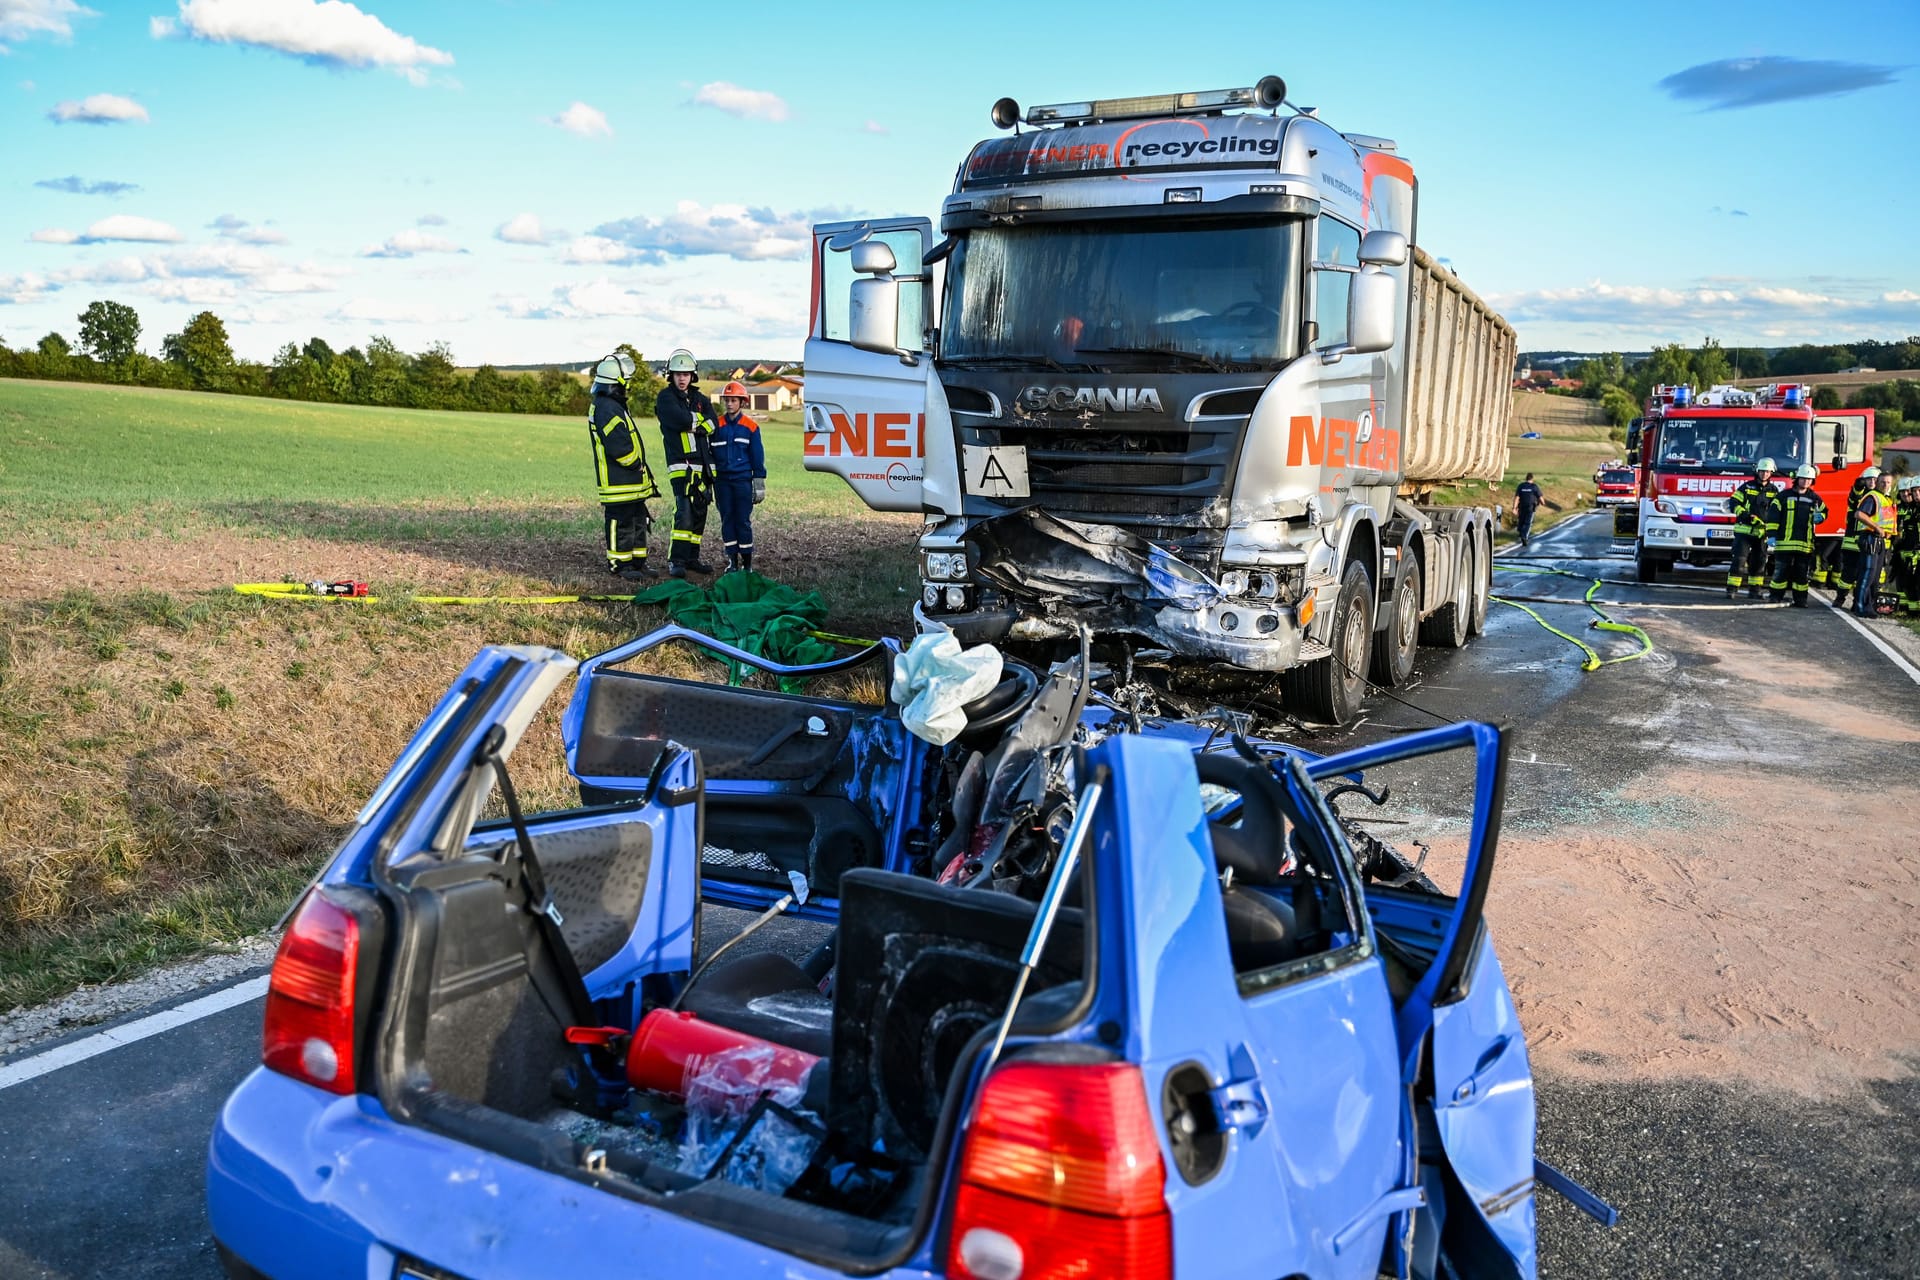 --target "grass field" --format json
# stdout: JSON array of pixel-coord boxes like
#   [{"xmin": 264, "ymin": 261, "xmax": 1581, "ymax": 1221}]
[
  {"xmin": 0, "ymin": 378, "xmax": 1608, "ymax": 1012},
  {"xmin": 1425, "ymin": 391, "xmax": 1617, "ymax": 541},
  {"xmin": 0, "ymin": 378, "xmax": 916, "ymax": 1010}
]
